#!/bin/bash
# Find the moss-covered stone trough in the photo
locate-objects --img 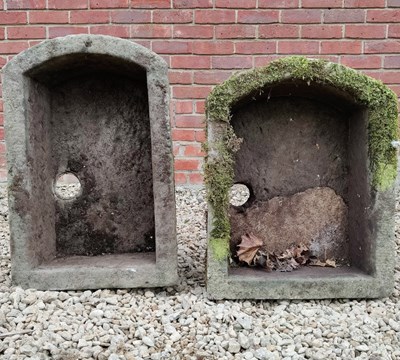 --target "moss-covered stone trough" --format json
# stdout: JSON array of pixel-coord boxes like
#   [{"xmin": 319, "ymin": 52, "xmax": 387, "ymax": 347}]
[{"xmin": 205, "ymin": 56, "xmax": 399, "ymax": 300}]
